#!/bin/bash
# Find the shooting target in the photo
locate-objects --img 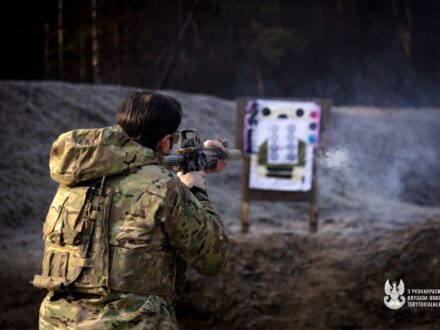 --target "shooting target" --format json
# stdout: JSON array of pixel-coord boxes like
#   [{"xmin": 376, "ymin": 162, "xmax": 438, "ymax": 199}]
[{"xmin": 244, "ymin": 99, "xmax": 321, "ymax": 191}]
